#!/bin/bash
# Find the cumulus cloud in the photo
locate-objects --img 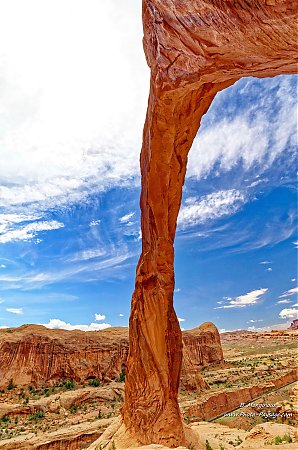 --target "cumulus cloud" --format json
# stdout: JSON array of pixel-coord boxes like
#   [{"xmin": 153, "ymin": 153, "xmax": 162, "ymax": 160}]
[
  {"xmin": 0, "ymin": 220, "xmax": 64, "ymax": 244},
  {"xmin": 279, "ymin": 308, "xmax": 298, "ymax": 319},
  {"xmin": 266, "ymin": 268, "xmax": 273, "ymax": 272},
  {"xmin": 6, "ymin": 307, "xmax": 23, "ymax": 314},
  {"xmin": 215, "ymin": 288, "xmax": 268, "ymax": 309},
  {"xmin": 94, "ymin": 313, "xmax": 106, "ymax": 321},
  {"xmin": 279, "ymin": 287, "xmax": 298, "ymax": 298},
  {"xmin": 119, "ymin": 313, "xmax": 124, "ymax": 317},
  {"xmin": 178, "ymin": 190, "xmax": 245, "ymax": 229},
  {"xmin": 291, "ymin": 278, "xmax": 296, "ymax": 282},
  {"xmin": 43, "ymin": 318, "xmax": 111, "ymax": 331}
]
